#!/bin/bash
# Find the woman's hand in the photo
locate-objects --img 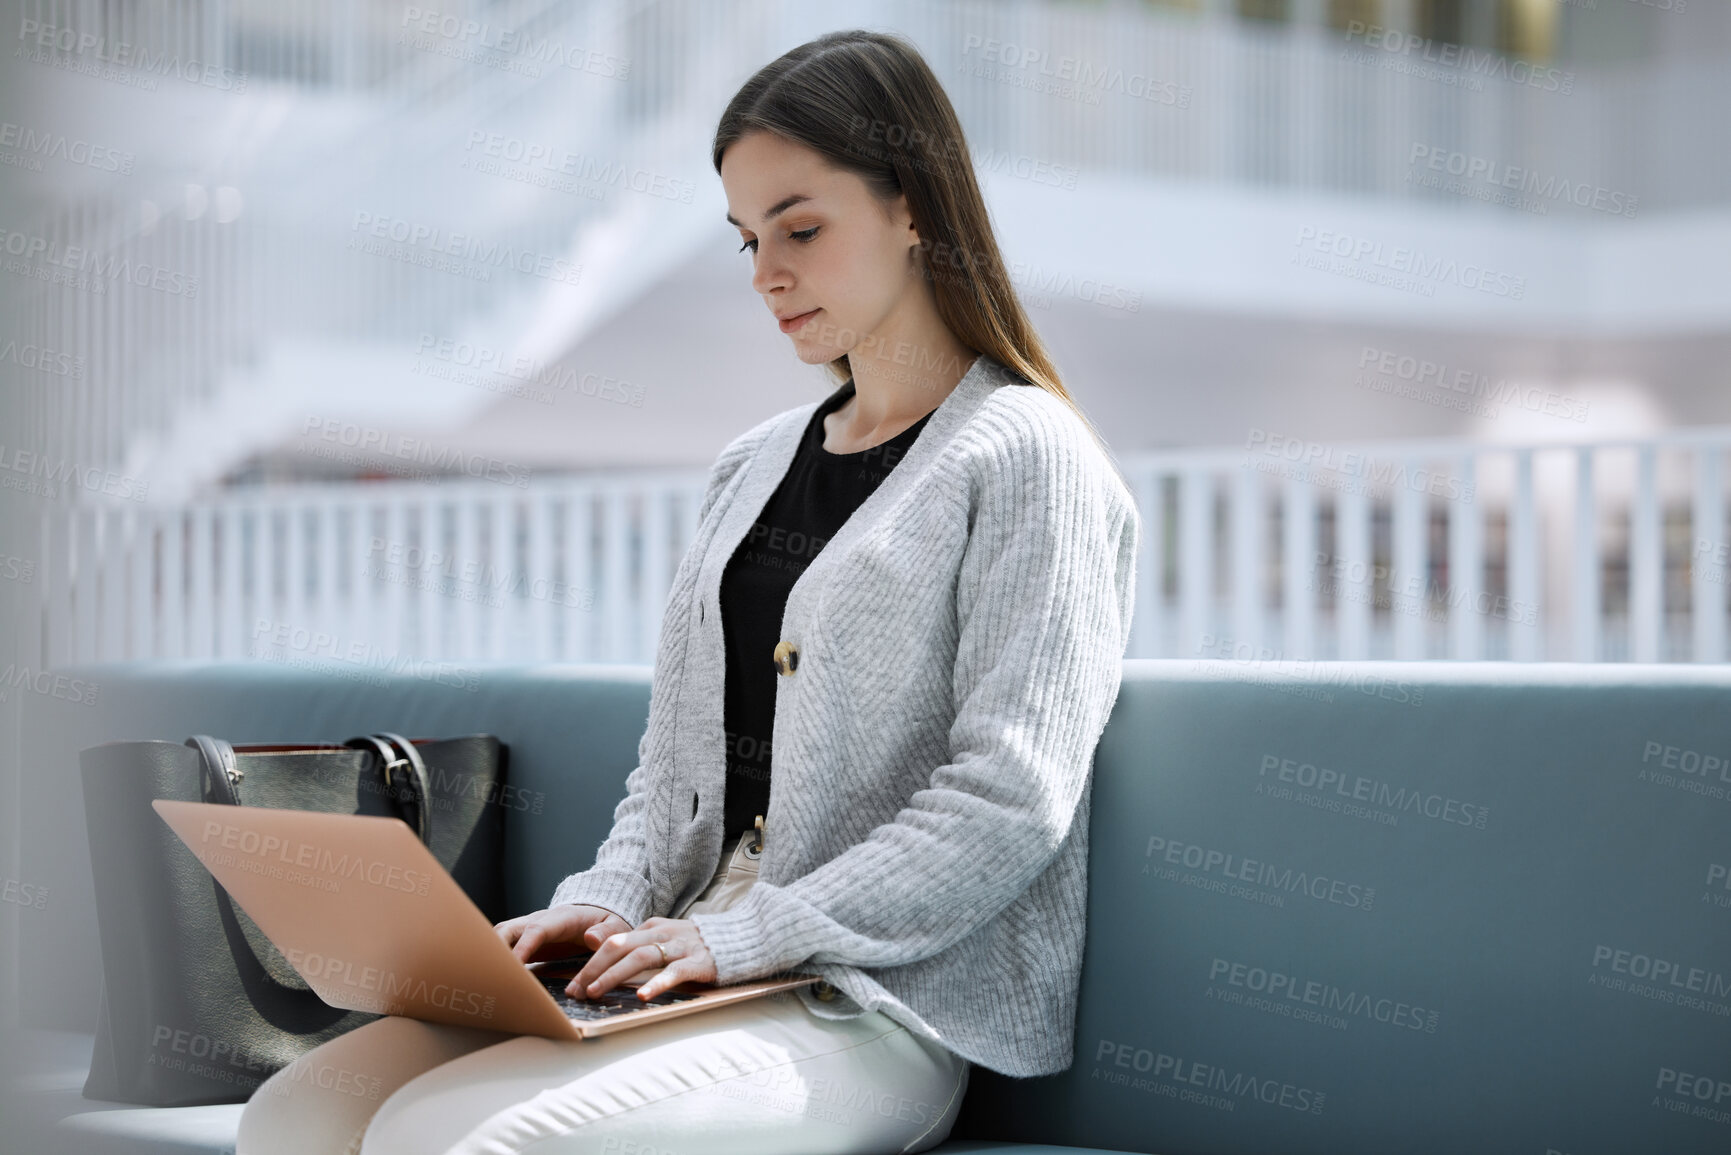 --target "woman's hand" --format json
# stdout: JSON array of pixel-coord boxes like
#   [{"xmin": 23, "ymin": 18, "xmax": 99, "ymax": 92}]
[
  {"xmin": 495, "ymin": 903, "xmax": 631, "ymax": 965},
  {"xmin": 569, "ymin": 916, "xmax": 717, "ymax": 1001}
]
